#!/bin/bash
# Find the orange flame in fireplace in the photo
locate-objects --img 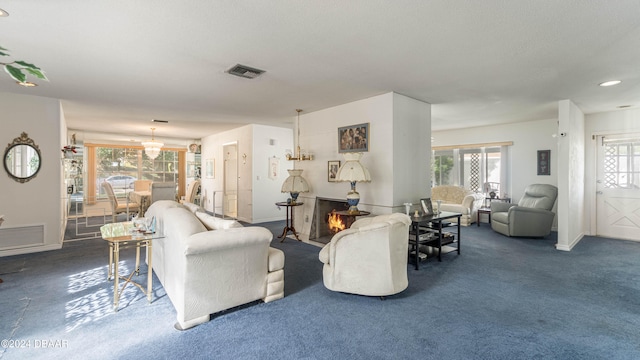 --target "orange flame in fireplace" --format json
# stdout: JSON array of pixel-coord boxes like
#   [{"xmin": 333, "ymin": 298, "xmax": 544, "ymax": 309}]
[{"xmin": 328, "ymin": 210, "xmax": 346, "ymax": 233}]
